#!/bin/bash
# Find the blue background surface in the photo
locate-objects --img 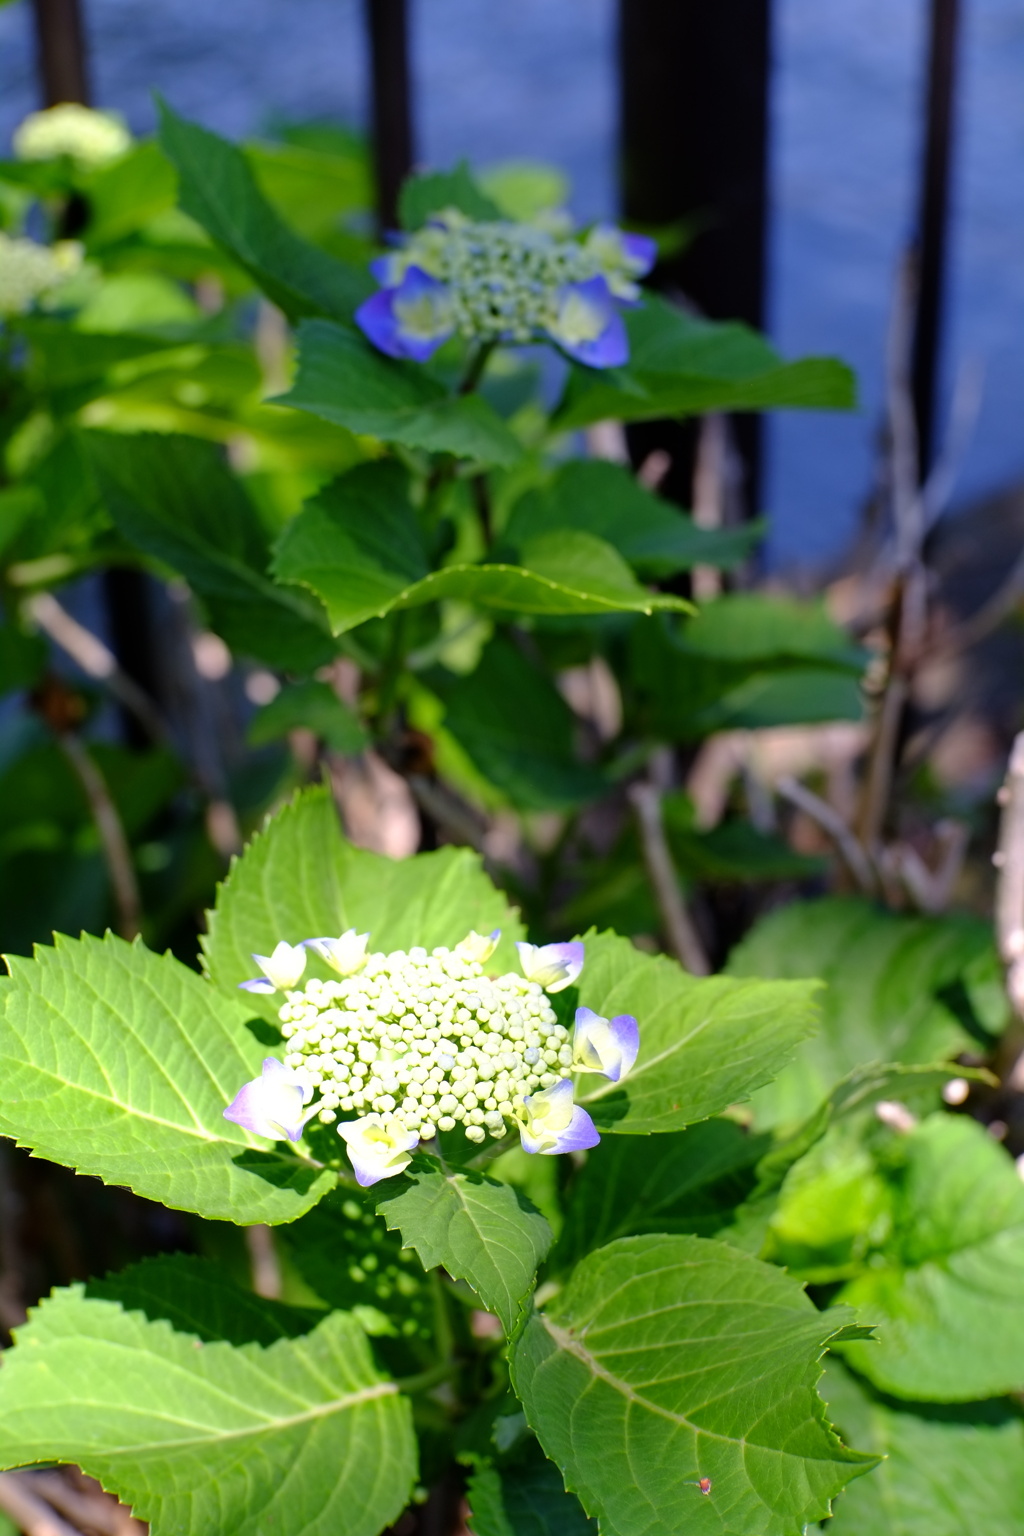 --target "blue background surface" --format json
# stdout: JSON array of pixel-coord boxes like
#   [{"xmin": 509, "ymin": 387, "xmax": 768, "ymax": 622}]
[{"xmin": 2, "ymin": 0, "xmax": 1021, "ymax": 568}]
